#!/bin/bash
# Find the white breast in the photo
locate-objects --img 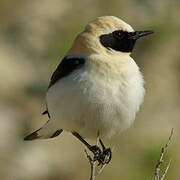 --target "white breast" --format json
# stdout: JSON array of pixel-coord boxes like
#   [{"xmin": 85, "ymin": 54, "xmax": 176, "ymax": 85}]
[{"xmin": 46, "ymin": 55, "xmax": 145, "ymax": 139}]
